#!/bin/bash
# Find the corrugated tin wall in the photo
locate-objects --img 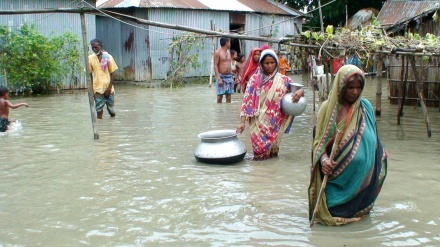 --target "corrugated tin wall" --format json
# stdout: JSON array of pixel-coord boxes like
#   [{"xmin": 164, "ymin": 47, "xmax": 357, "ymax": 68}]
[
  {"xmin": 148, "ymin": 9, "xmax": 229, "ymax": 80},
  {"xmin": 0, "ymin": 0, "xmax": 96, "ymax": 89},
  {"xmin": 244, "ymin": 13, "xmax": 263, "ymax": 56},
  {"xmin": 95, "ymin": 8, "xmax": 302, "ymax": 81},
  {"xmin": 134, "ymin": 9, "xmax": 152, "ymax": 81},
  {"xmin": 244, "ymin": 13, "xmax": 299, "ymax": 55}
]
